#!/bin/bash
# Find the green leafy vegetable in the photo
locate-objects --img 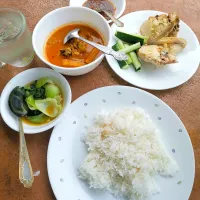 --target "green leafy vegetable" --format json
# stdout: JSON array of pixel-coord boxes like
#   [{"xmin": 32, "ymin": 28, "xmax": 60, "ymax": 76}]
[
  {"xmin": 34, "ymin": 87, "xmax": 45, "ymax": 99},
  {"xmin": 24, "ymin": 85, "xmax": 31, "ymax": 90},
  {"xmin": 9, "ymin": 77, "xmax": 63, "ymax": 124},
  {"xmin": 35, "ymin": 98, "xmax": 62, "ymax": 117},
  {"xmin": 54, "ymin": 95, "xmax": 62, "ymax": 105},
  {"xmin": 24, "ymin": 80, "xmax": 45, "ymax": 99},
  {"xmin": 25, "ymin": 90, "xmax": 31, "ymax": 97},
  {"xmin": 45, "ymin": 84, "xmax": 61, "ymax": 98},
  {"xmin": 36, "ymin": 77, "xmax": 54, "ymax": 88},
  {"xmin": 27, "ymin": 110, "xmax": 41, "ymax": 116},
  {"xmin": 27, "ymin": 113, "xmax": 50, "ymax": 124},
  {"xmin": 25, "ymin": 95, "xmax": 37, "ymax": 110}
]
